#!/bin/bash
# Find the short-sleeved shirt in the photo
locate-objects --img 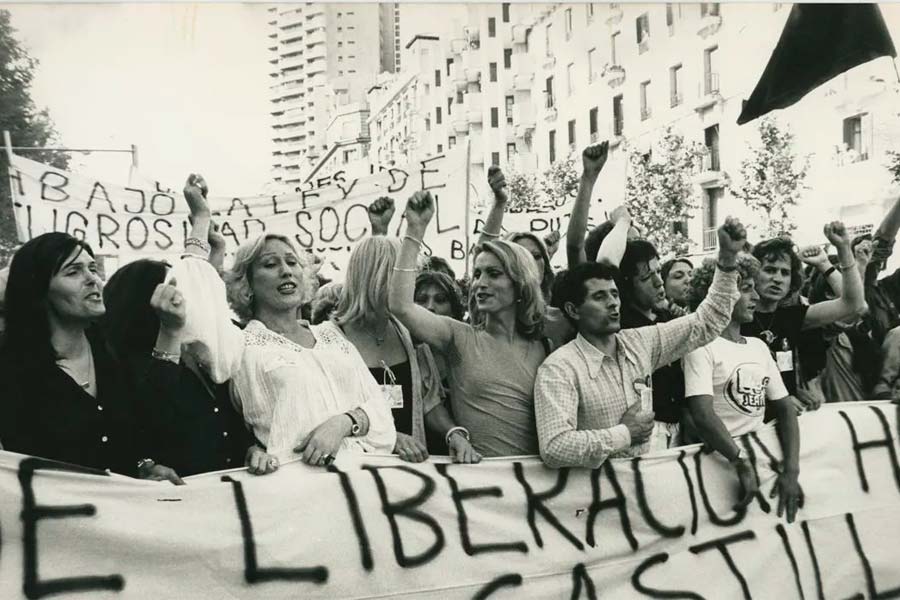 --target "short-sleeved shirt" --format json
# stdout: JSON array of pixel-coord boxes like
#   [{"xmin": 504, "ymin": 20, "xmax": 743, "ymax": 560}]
[
  {"xmin": 683, "ymin": 336, "xmax": 788, "ymax": 437},
  {"xmin": 446, "ymin": 323, "xmax": 546, "ymax": 457}
]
